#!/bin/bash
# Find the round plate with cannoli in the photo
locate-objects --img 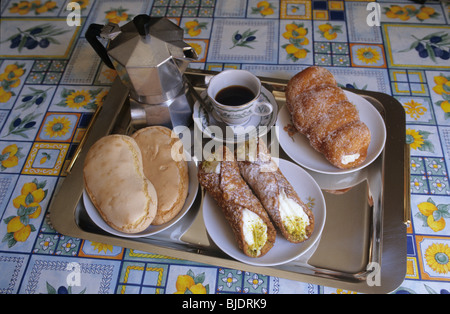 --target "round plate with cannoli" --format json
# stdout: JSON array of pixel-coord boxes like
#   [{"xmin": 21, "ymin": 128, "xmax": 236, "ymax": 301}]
[
  {"xmin": 276, "ymin": 66, "xmax": 387, "ymax": 175},
  {"xmin": 199, "ymin": 141, "xmax": 326, "ymax": 266}
]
